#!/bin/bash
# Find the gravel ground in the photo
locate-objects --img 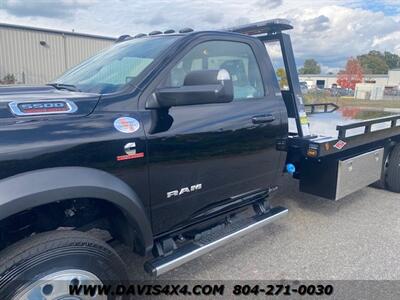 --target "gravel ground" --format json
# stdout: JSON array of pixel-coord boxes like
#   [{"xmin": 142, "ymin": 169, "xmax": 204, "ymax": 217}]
[{"xmin": 115, "ymin": 175, "xmax": 400, "ymax": 280}]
